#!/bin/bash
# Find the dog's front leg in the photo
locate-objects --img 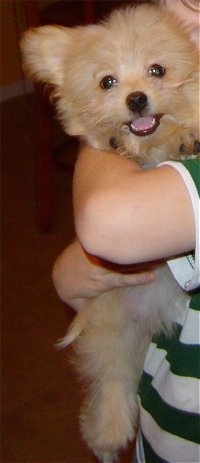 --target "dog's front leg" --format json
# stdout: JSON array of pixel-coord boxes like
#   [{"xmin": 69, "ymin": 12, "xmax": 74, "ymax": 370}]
[{"xmin": 74, "ymin": 290, "xmax": 150, "ymax": 462}]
